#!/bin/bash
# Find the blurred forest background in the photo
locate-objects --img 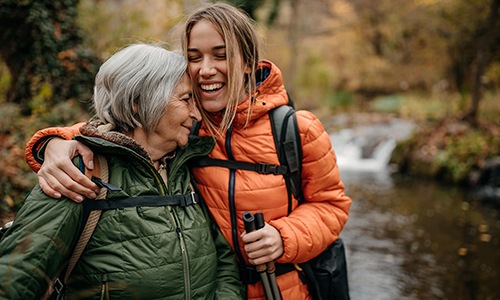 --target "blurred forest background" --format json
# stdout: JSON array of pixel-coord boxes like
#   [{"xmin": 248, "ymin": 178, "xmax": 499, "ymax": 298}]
[{"xmin": 0, "ymin": 0, "xmax": 499, "ymax": 221}]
